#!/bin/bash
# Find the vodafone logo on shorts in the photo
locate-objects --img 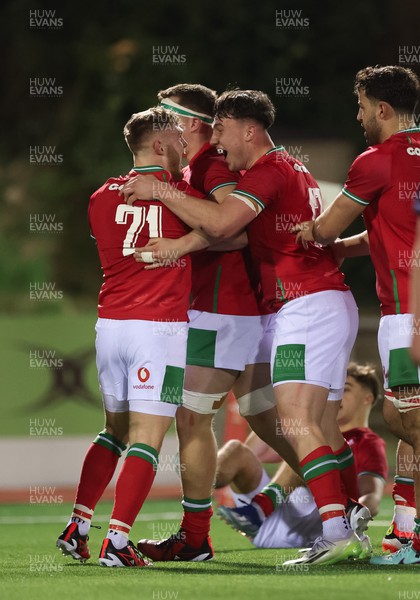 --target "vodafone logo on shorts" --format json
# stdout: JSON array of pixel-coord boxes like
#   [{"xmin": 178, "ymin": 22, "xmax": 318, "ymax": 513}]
[
  {"xmin": 133, "ymin": 367, "xmax": 154, "ymax": 390},
  {"xmin": 137, "ymin": 367, "xmax": 150, "ymax": 382}
]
